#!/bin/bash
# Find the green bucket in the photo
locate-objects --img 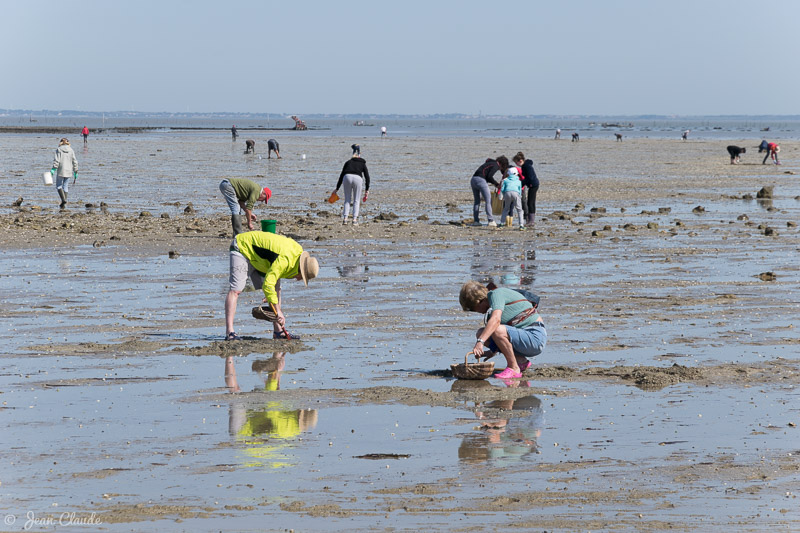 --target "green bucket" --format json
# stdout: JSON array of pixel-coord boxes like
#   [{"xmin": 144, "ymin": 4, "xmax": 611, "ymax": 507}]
[{"xmin": 260, "ymin": 219, "xmax": 277, "ymax": 233}]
